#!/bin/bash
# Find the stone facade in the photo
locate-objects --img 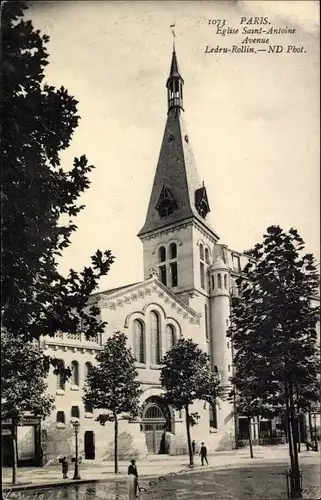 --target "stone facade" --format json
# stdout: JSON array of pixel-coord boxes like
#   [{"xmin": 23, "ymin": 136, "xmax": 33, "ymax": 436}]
[
  {"xmin": 39, "ymin": 274, "xmax": 237, "ymax": 462},
  {"xmin": 30, "ymin": 47, "xmax": 319, "ymax": 465}
]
